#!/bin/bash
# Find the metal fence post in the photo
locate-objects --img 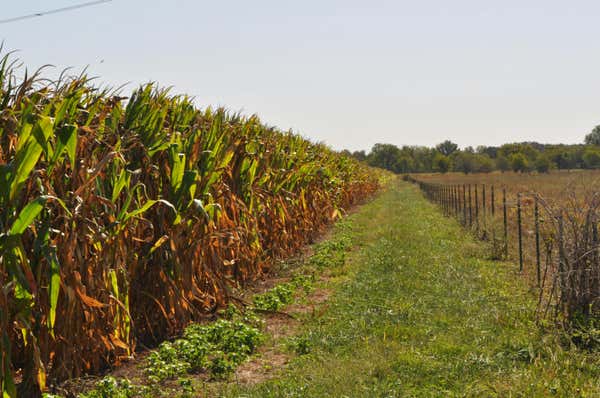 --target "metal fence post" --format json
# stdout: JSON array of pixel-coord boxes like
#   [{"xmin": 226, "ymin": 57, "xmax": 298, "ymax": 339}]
[
  {"xmin": 456, "ymin": 185, "xmax": 460, "ymax": 217},
  {"xmin": 463, "ymin": 184, "xmax": 467, "ymax": 225},
  {"xmin": 534, "ymin": 195, "xmax": 541, "ymax": 287},
  {"xmin": 558, "ymin": 214, "xmax": 566, "ymax": 306},
  {"xmin": 491, "ymin": 185, "xmax": 495, "ymax": 217},
  {"xmin": 517, "ymin": 192, "xmax": 523, "ymax": 272},
  {"xmin": 475, "ymin": 184, "xmax": 479, "ymax": 231},
  {"xmin": 503, "ymin": 188, "xmax": 508, "ymax": 258},
  {"xmin": 482, "ymin": 184, "xmax": 486, "ymax": 227},
  {"xmin": 468, "ymin": 184, "xmax": 473, "ymax": 227}
]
